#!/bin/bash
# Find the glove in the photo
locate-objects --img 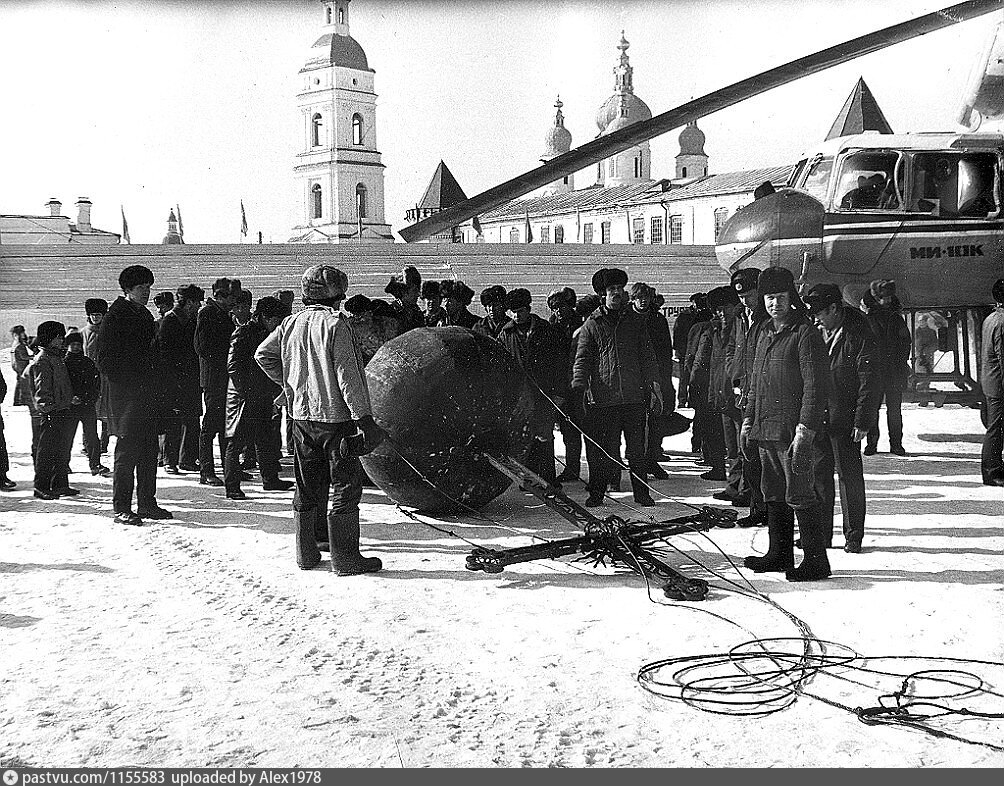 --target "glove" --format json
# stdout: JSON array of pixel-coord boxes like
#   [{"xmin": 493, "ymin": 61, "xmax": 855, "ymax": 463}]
[
  {"xmin": 356, "ymin": 414, "xmax": 388, "ymax": 455},
  {"xmin": 790, "ymin": 423, "xmax": 815, "ymax": 476},
  {"xmin": 739, "ymin": 418, "xmax": 754, "ymax": 459},
  {"xmin": 649, "ymin": 382, "xmax": 664, "ymax": 415}
]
